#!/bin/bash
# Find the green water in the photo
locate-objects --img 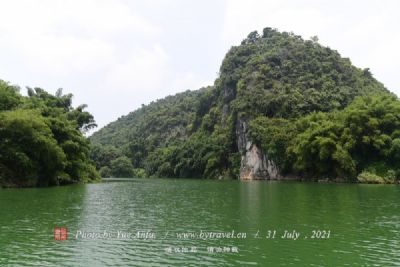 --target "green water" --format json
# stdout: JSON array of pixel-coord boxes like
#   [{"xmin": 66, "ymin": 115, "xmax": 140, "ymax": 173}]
[{"xmin": 1, "ymin": 179, "xmax": 400, "ymax": 266}]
